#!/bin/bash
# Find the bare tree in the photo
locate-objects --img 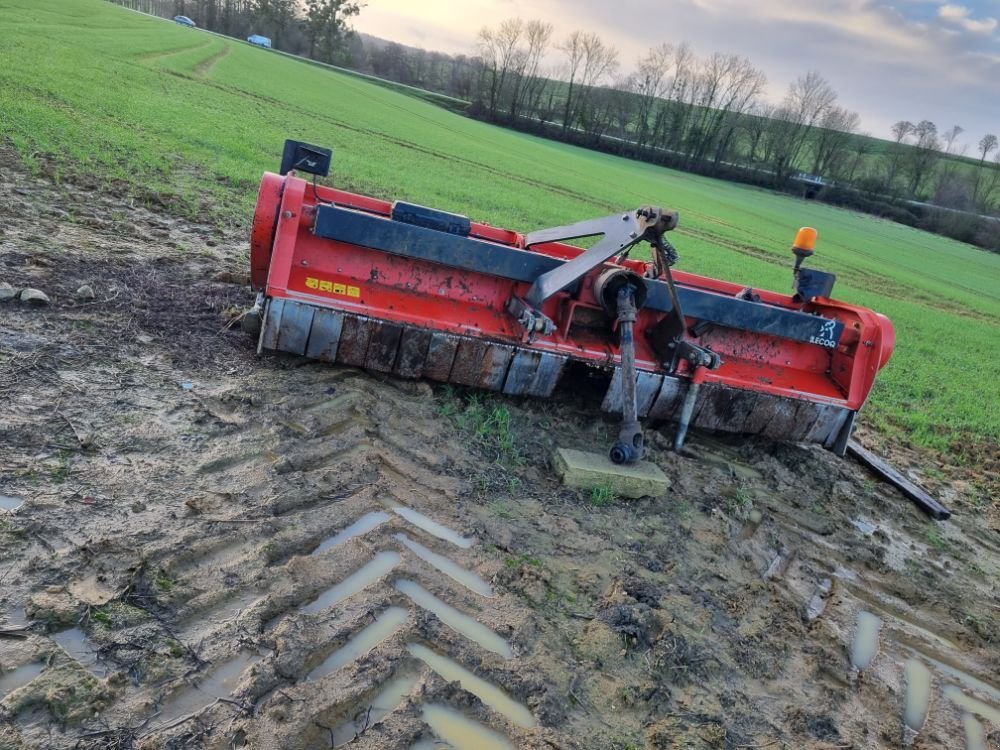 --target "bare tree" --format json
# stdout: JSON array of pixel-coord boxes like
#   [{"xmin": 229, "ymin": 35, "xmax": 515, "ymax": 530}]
[
  {"xmin": 509, "ymin": 20, "xmax": 554, "ymax": 121},
  {"xmin": 885, "ymin": 120, "xmax": 914, "ymax": 189},
  {"xmin": 558, "ymin": 31, "xmax": 618, "ymax": 134},
  {"xmin": 655, "ymin": 42, "xmax": 696, "ymax": 153},
  {"xmin": 477, "ymin": 19, "xmax": 524, "ymax": 118},
  {"xmin": 810, "ymin": 106, "xmax": 861, "ymax": 177},
  {"xmin": 973, "ymin": 133, "xmax": 999, "ymax": 206},
  {"xmin": 743, "ymin": 103, "xmax": 774, "ymax": 165},
  {"xmin": 845, "ymin": 132, "xmax": 874, "ymax": 183},
  {"xmin": 765, "ymin": 71, "xmax": 838, "ymax": 180},
  {"xmin": 632, "ymin": 44, "xmax": 672, "ymax": 150},
  {"xmin": 981, "ymin": 150, "xmax": 1000, "ymax": 212},
  {"xmin": 691, "ymin": 54, "xmax": 766, "ymax": 164},
  {"xmin": 903, "ymin": 120, "xmax": 942, "ymax": 196}
]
